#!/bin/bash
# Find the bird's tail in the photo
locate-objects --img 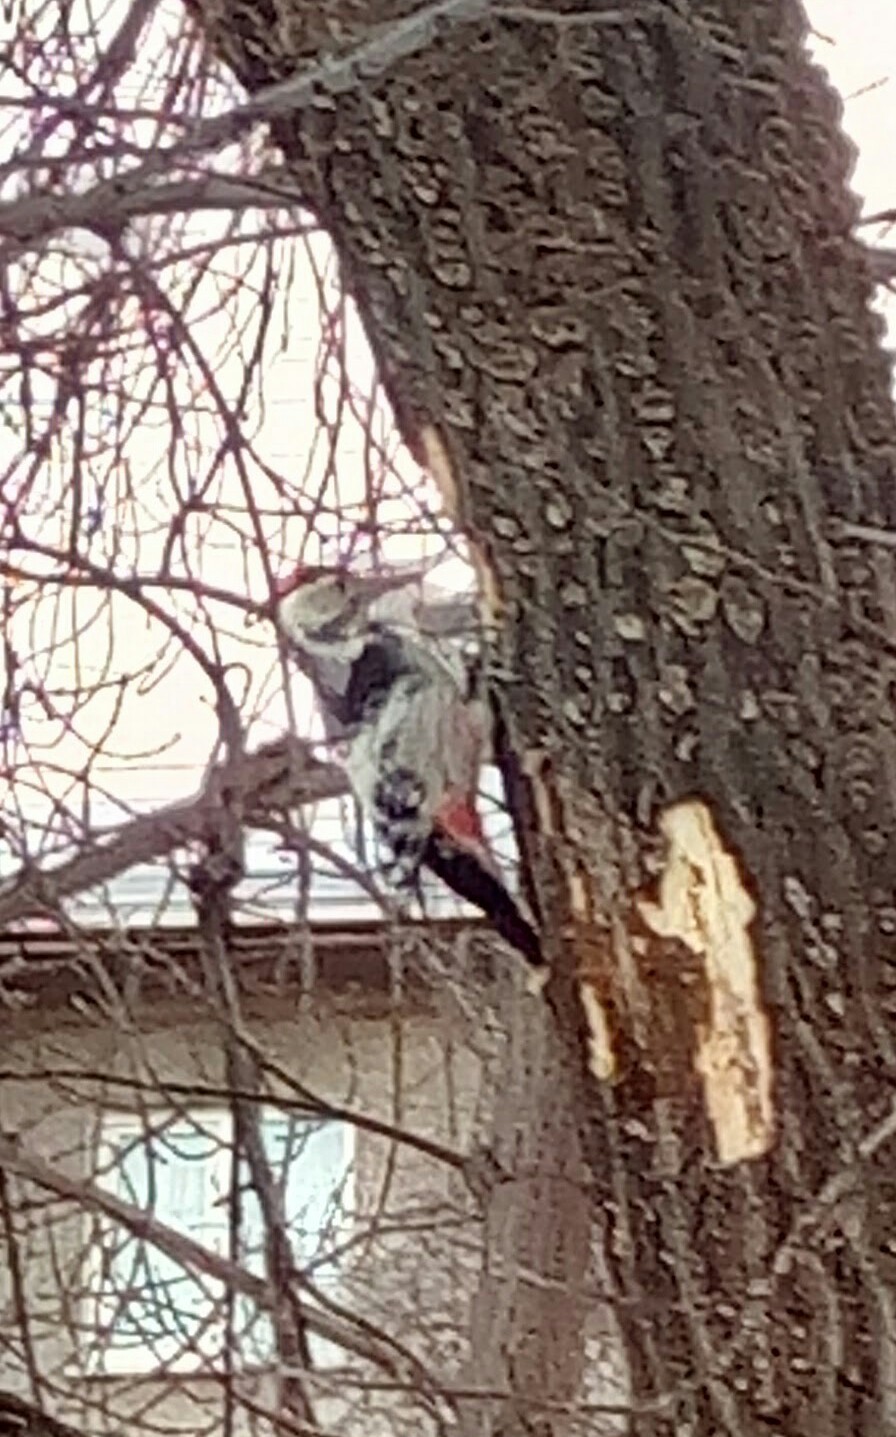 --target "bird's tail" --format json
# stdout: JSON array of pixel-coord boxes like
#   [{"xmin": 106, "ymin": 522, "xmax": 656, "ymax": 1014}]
[{"xmin": 423, "ymin": 827, "xmax": 544, "ymax": 971}]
